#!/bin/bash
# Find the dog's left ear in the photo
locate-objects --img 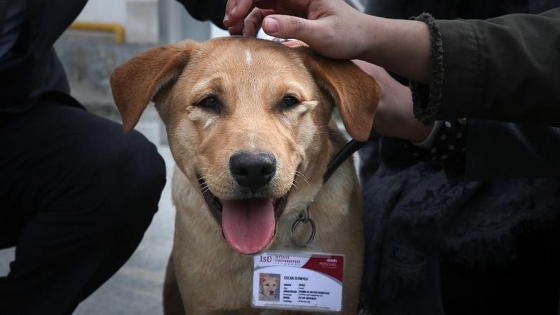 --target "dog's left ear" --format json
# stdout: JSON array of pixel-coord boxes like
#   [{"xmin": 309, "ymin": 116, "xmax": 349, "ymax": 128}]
[
  {"xmin": 299, "ymin": 49, "xmax": 381, "ymax": 142},
  {"xmin": 110, "ymin": 40, "xmax": 198, "ymax": 131}
]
